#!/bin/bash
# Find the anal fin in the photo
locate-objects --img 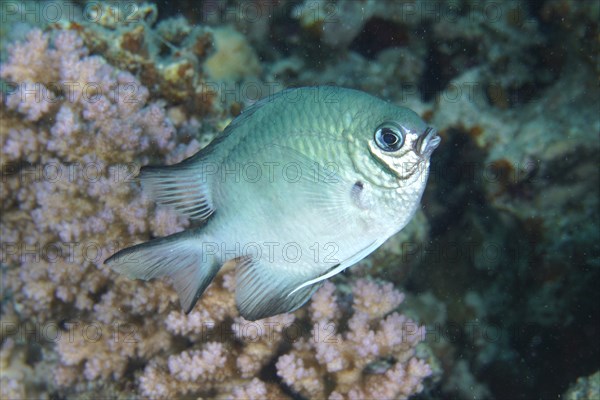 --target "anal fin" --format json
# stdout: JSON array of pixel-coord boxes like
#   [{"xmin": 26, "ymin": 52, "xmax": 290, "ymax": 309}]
[{"xmin": 235, "ymin": 257, "xmax": 322, "ymax": 321}]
